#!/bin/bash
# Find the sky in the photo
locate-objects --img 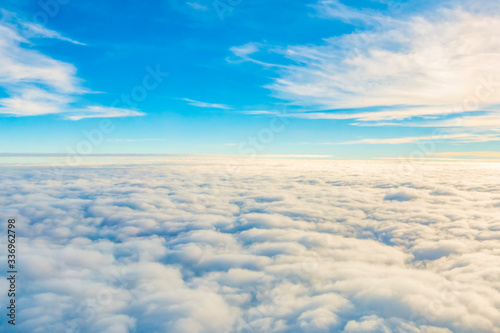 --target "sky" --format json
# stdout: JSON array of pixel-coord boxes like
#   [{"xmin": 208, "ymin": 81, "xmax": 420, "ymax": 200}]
[{"xmin": 1, "ymin": 0, "xmax": 500, "ymax": 160}]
